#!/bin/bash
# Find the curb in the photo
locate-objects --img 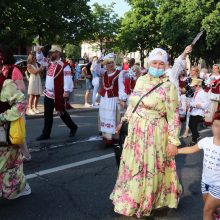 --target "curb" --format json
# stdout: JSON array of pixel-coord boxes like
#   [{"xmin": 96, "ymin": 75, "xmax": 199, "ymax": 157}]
[{"xmin": 26, "ymin": 108, "xmax": 99, "ymax": 120}]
